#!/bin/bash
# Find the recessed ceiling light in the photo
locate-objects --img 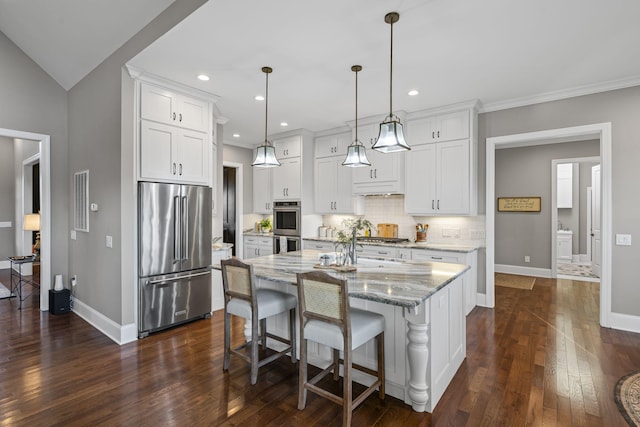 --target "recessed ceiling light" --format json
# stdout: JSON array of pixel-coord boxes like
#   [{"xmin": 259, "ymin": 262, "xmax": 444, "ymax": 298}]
[
  {"xmin": 197, "ymin": 74, "xmax": 210, "ymax": 81},
  {"xmin": 255, "ymin": 95, "xmax": 265, "ymax": 101},
  {"xmin": 408, "ymin": 89, "xmax": 419, "ymax": 96},
  {"xmin": 280, "ymin": 122, "xmax": 288, "ymax": 127},
  {"xmin": 232, "ymin": 133, "xmax": 240, "ymax": 138}
]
